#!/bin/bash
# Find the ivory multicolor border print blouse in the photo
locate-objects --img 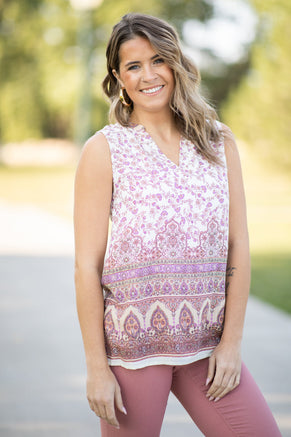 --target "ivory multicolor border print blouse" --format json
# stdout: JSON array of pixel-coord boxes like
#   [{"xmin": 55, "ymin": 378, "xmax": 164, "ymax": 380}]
[{"xmin": 100, "ymin": 122, "xmax": 229, "ymax": 369}]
